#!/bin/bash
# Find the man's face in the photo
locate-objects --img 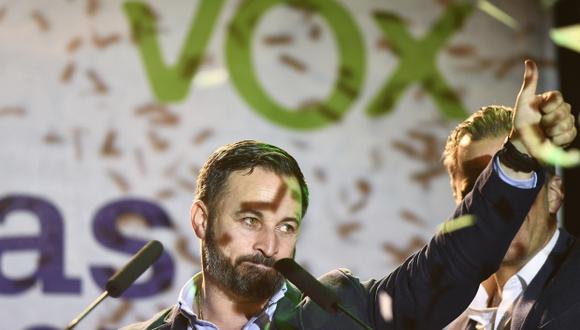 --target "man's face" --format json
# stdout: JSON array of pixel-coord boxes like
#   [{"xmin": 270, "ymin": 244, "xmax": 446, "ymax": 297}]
[
  {"xmin": 202, "ymin": 167, "xmax": 302, "ymax": 302},
  {"xmin": 452, "ymin": 134, "xmax": 553, "ymax": 267}
]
